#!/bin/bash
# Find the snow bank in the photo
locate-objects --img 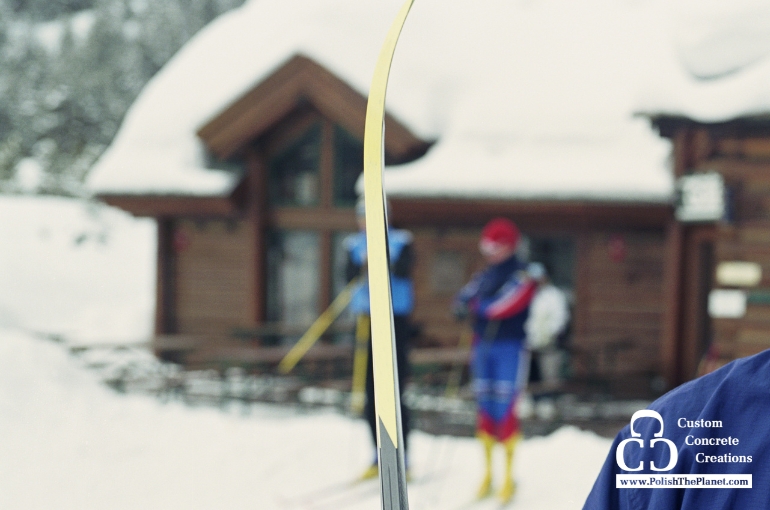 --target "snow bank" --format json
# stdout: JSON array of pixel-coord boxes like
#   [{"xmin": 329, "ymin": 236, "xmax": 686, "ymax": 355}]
[{"xmin": 0, "ymin": 195, "xmax": 155, "ymax": 343}]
